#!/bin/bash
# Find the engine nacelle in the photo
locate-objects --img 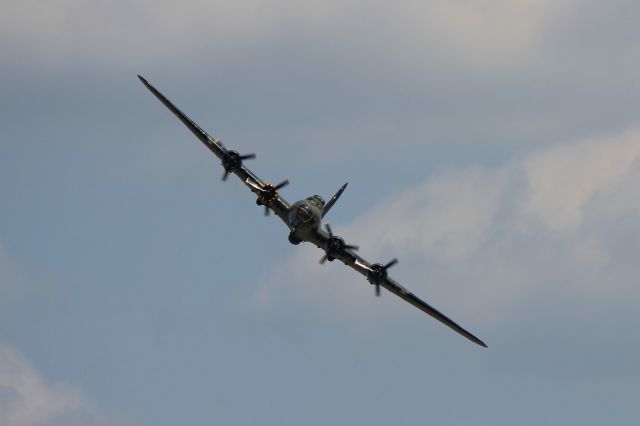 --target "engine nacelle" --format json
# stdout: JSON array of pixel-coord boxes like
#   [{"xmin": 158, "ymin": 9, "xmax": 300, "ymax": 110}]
[
  {"xmin": 222, "ymin": 150, "xmax": 243, "ymax": 172},
  {"xmin": 367, "ymin": 263, "xmax": 388, "ymax": 284},
  {"xmin": 317, "ymin": 223, "xmax": 359, "ymax": 265},
  {"xmin": 326, "ymin": 236, "xmax": 346, "ymax": 254}
]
